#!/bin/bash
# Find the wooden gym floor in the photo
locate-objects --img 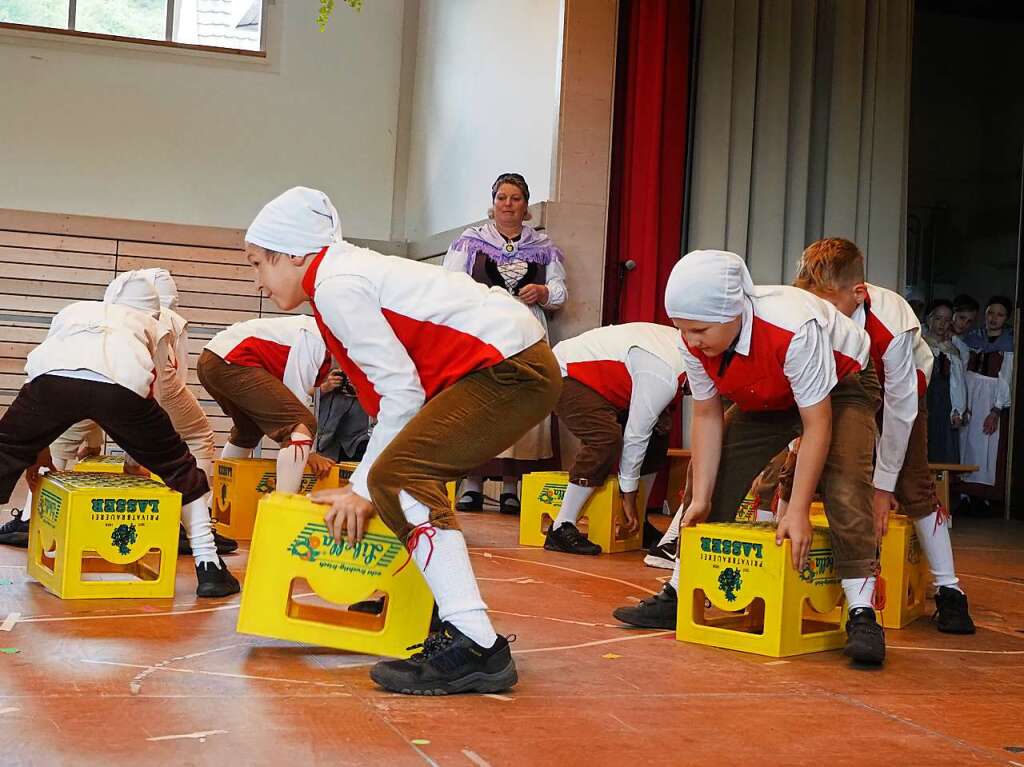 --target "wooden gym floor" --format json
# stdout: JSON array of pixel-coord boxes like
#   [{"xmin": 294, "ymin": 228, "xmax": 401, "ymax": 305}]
[{"xmin": 0, "ymin": 507, "xmax": 1022, "ymax": 767}]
